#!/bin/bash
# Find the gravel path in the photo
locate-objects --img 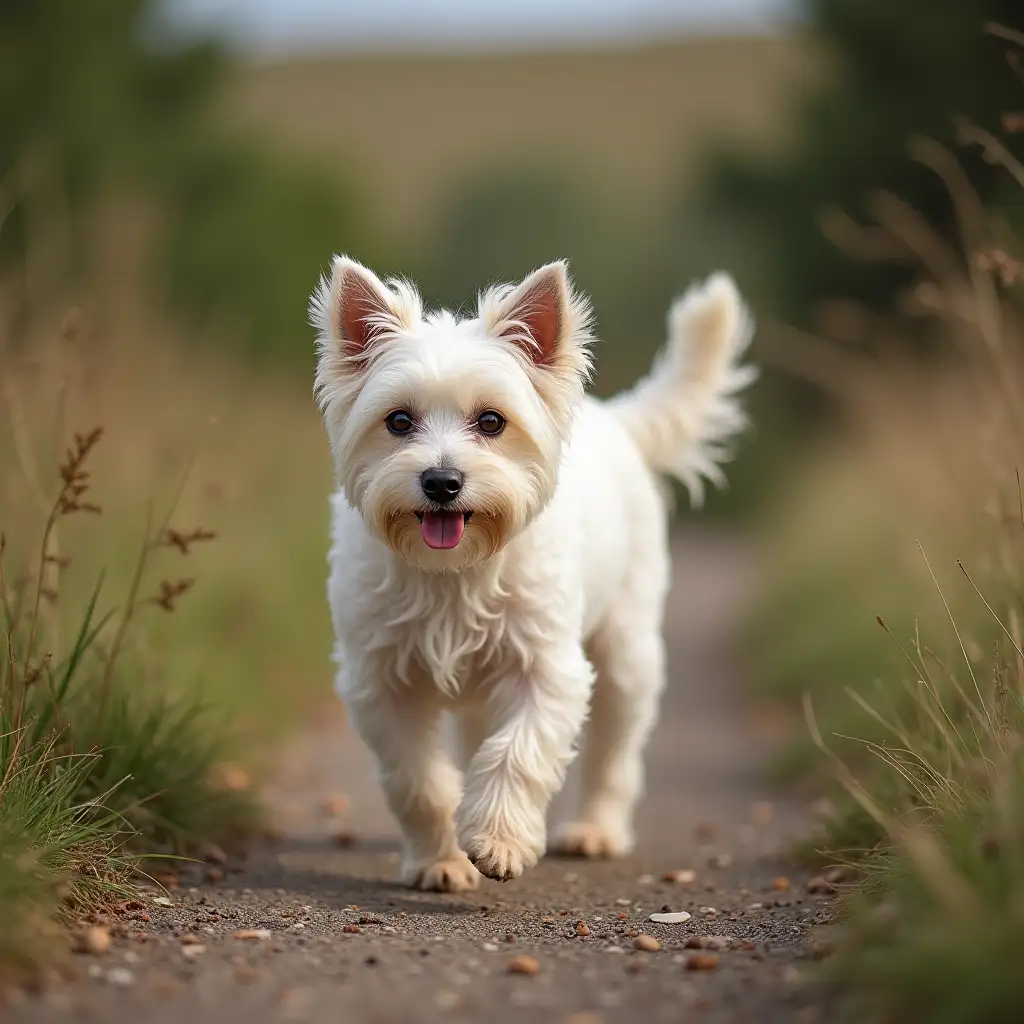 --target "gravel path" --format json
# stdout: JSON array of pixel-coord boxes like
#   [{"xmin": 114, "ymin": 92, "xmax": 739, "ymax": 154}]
[{"xmin": 13, "ymin": 531, "xmax": 833, "ymax": 1024}]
